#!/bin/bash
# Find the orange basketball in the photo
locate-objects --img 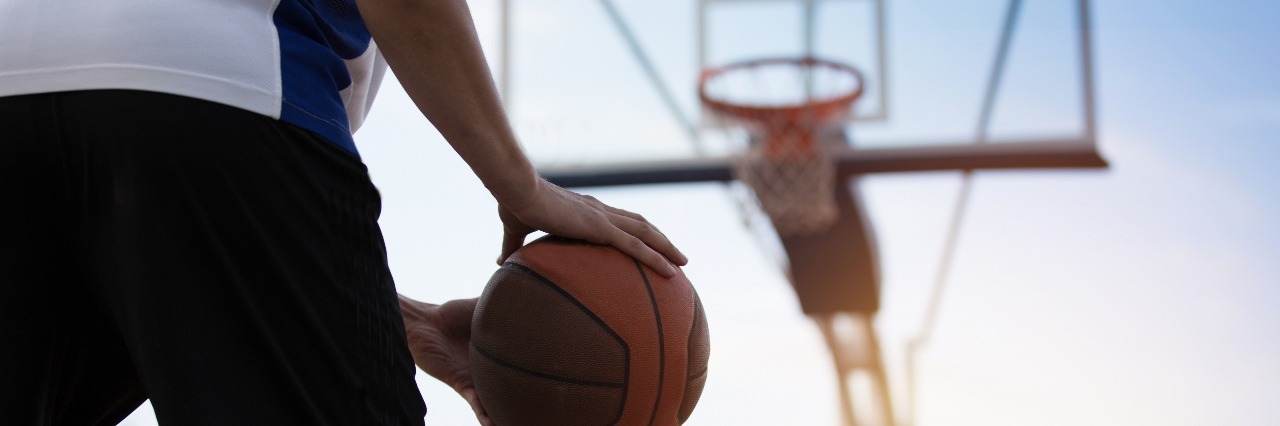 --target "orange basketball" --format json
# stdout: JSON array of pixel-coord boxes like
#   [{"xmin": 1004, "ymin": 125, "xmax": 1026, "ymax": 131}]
[{"xmin": 470, "ymin": 236, "xmax": 709, "ymax": 425}]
